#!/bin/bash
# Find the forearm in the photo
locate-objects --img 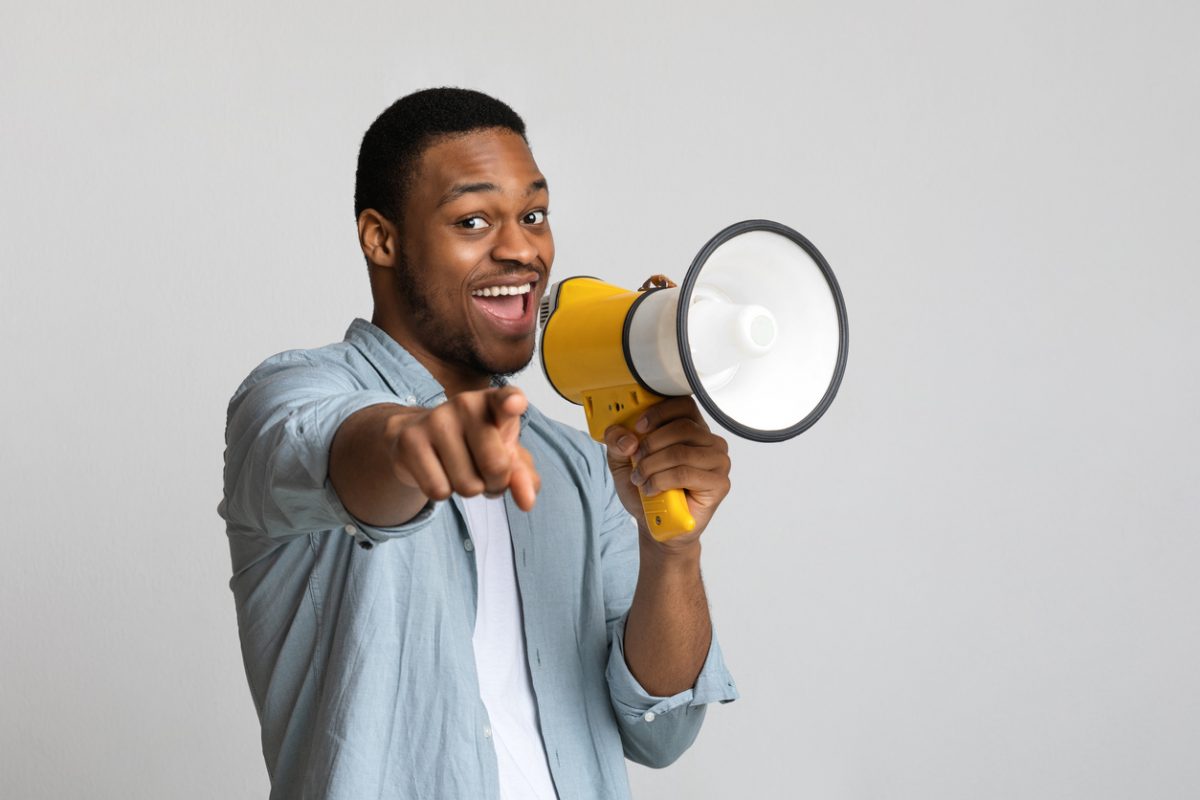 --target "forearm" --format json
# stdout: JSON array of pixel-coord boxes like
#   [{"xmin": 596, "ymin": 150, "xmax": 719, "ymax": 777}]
[
  {"xmin": 622, "ymin": 533, "xmax": 712, "ymax": 697},
  {"xmin": 329, "ymin": 403, "xmax": 427, "ymax": 527}
]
